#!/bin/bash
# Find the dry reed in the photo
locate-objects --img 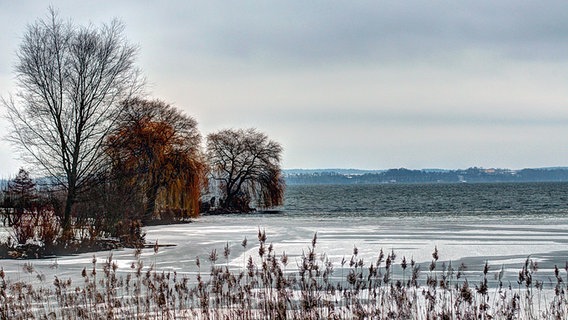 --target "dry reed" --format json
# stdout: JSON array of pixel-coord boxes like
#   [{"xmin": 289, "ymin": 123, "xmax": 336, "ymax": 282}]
[{"xmin": 0, "ymin": 232, "xmax": 567, "ymax": 319}]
